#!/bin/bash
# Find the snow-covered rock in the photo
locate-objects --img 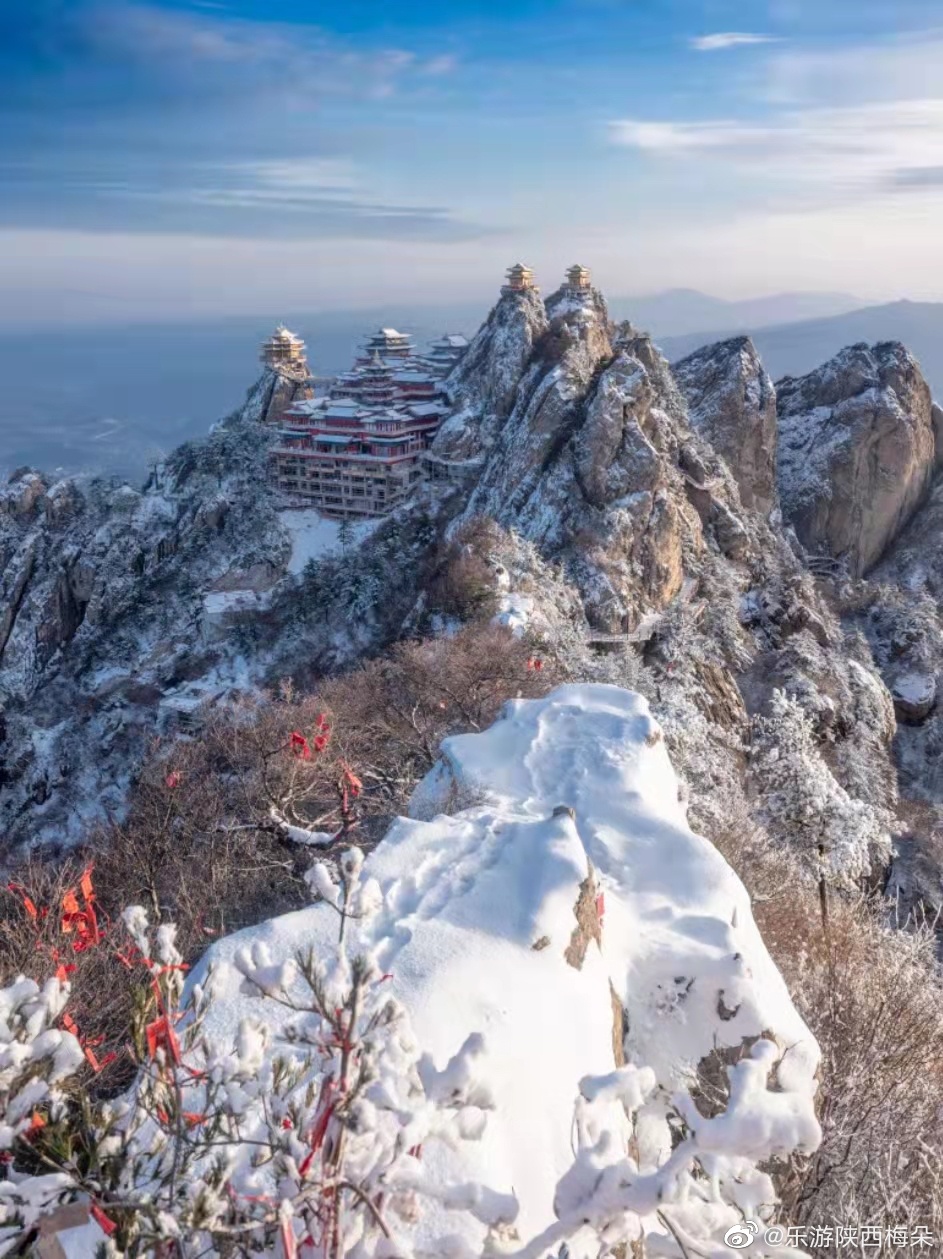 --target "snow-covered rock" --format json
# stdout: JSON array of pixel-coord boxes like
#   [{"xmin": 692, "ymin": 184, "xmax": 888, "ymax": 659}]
[
  {"xmin": 237, "ymin": 363, "xmax": 313, "ymax": 427},
  {"xmin": 195, "ymin": 683, "xmax": 820, "ymax": 1257},
  {"xmin": 431, "ymin": 287, "xmax": 548, "ymax": 462},
  {"xmin": 458, "ymin": 322, "xmax": 748, "ymax": 631},
  {"xmin": 890, "ymin": 671, "xmax": 937, "ymax": 724},
  {"xmin": 776, "ymin": 342, "xmax": 938, "ymax": 575},
  {"xmin": 673, "ymin": 336, "xmax": 778, "ymax": 514},
  {"xmin": 0, "ymin": 424, "xmax": 293, "ymax": 848}
]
